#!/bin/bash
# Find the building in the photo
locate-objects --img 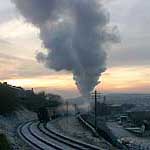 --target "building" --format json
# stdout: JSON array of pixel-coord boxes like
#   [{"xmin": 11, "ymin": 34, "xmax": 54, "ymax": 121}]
[{"xmin": 127, "ymin": 106, "xmax": 150, "ymax": 124}]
